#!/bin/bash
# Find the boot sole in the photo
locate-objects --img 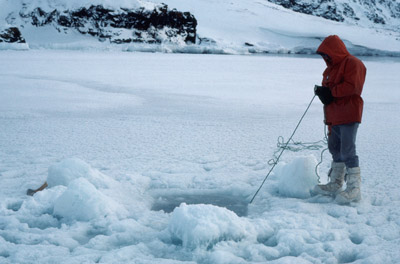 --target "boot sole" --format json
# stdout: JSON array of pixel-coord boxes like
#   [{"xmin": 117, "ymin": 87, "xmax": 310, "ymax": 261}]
[{"xmin": 312, "ymin": 186, "xmax": 342, "ymax": 197}]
